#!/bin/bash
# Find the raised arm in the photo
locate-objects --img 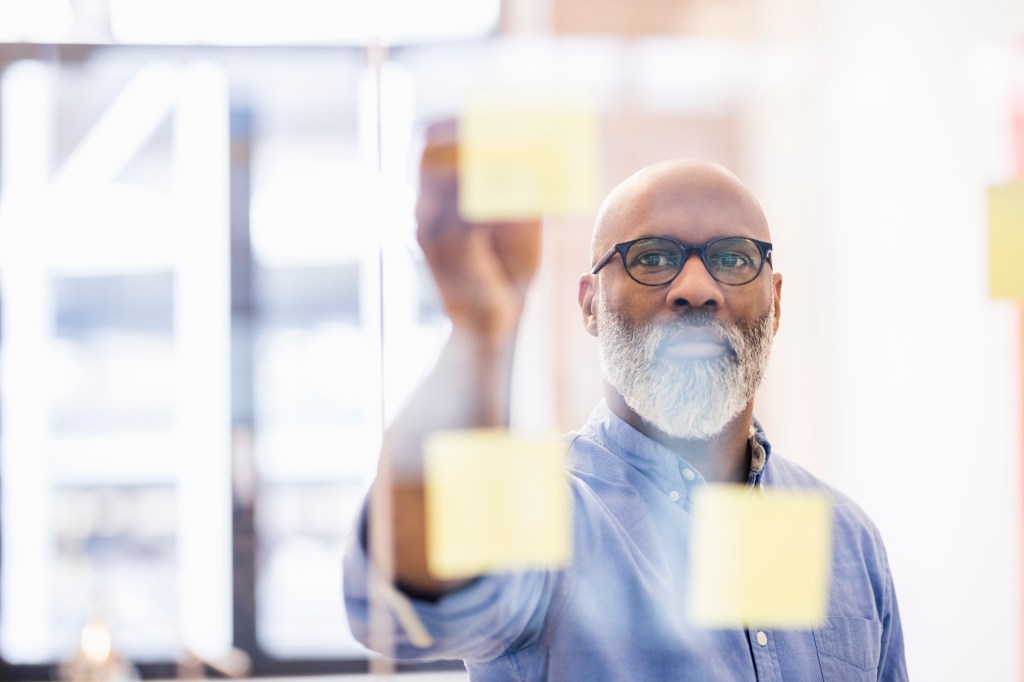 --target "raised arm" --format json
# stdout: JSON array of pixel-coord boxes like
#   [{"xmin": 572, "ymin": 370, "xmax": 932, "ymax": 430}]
[{"xmin": 370, "ymin": 121, "xmax": 542, "ymax": 597}]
